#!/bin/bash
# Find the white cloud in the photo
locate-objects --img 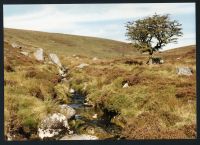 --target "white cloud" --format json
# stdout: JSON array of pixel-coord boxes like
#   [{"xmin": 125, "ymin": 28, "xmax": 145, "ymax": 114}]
[
  {"xmin": 3, "ymin": 3, "xmax": 195, "ymax": 48},
  {"xmin": 4, "ymin": 3, "xmax": 195, "ymax": 27}
]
